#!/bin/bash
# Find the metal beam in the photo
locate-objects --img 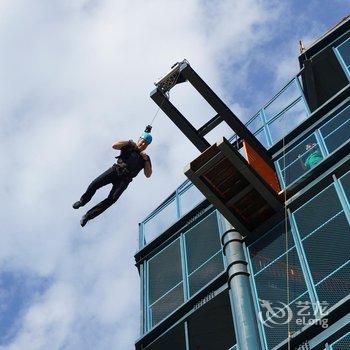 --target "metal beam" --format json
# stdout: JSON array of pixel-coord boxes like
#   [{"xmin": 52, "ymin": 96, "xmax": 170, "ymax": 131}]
[
  {"xmin": 179, "ymin": 63, "xmax": 273, "ymax": 166},
  {"xmin": 198, "ymin": 113, "xmax": 223, "ymax": 136},
  {"xmin": 150, "ymin": 87, "xmax": 210, "ymax": 152}
]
